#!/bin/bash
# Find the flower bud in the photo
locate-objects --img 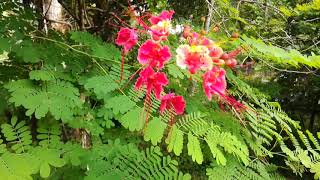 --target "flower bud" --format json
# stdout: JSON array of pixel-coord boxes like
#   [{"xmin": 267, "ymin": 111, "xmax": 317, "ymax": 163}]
[
  {"xmin": 212, "ymin": 26, "xmax": 219, "ymax": 32},
  {"xmin": 231, "ymin": 32, "xmax": 239, "ymax": 38},
  {"xmin": 200, "ymin": 29, "xmax": 206, "ymax": 35},
  {"xmin": 225, "ymin": 59, "xmax": 237, "ymax": 68},
  {"xmin": 220, "ymin": 53, "xmax": 229, "ymax": 60}
]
